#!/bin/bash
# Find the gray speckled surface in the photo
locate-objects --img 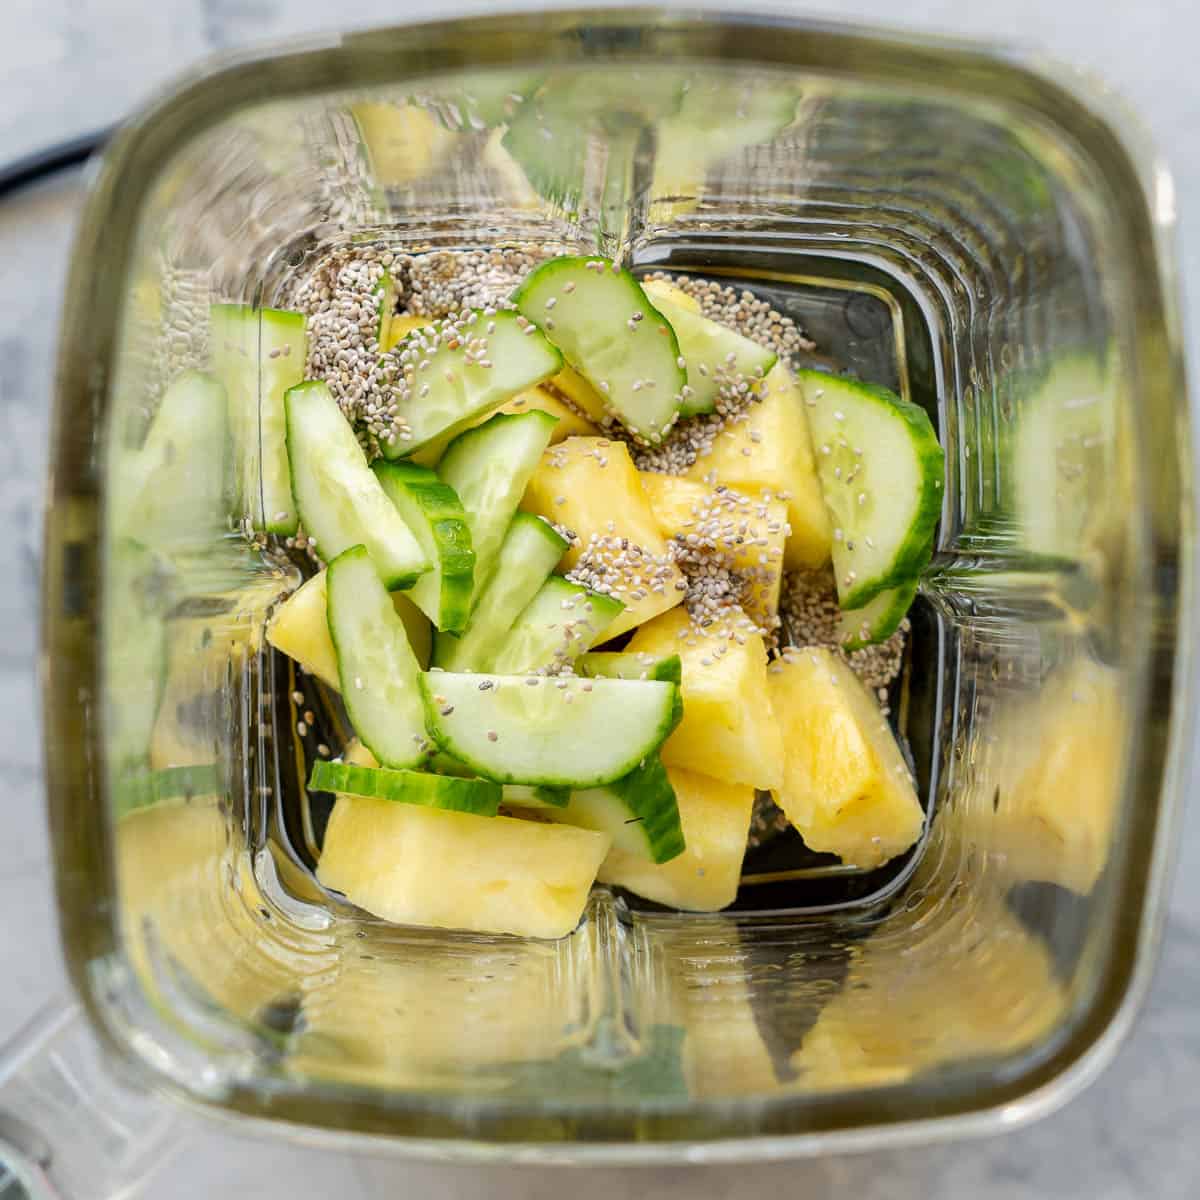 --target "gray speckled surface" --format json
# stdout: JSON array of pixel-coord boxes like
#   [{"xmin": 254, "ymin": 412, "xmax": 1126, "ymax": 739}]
[{"xmin": 2, "ymin": 1, "xmax": 1198, "ymax": 1196}]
